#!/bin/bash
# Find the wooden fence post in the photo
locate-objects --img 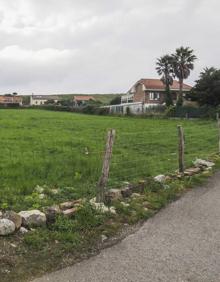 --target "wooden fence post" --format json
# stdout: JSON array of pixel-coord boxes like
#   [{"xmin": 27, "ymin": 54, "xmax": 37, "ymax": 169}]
[
  {"xmin": 96, "ymin": 129, "xmax": 116, "ymax": 203},
  {"xmin": 177, "ymin": 125, "xmax": 185, "ymax": 174},
  {"xmin": 217, "ymin": 113, "xmax": 220, "ymax": 154}
]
